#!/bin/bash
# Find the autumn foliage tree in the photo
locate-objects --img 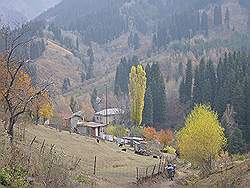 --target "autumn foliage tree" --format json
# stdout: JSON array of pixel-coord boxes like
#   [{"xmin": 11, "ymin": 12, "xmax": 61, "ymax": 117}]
[
  {"xmin": 177, "ymin": 105, "xmax": 226, "ymax": 173},
  {"xmin": 129, "ymin": 64, "xmax": 147, "ymax": 126},
  {"xmin": 39, "ymin": 102, "xmax": 54, "ymax": 123},
  {"xmin": 157, "ymin": 129, "xmax": 174, "ymax": 147},
  {"xmin": 32, "ymin": 91, "xmax": 53, "ymax": 125},
  {"xmin": 0, "ymin": 29, "xmax": 51, "ymax": 143},
  {"xmin": 143, "ymin": 127, "xmax": 157, "ymax": 140}
]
